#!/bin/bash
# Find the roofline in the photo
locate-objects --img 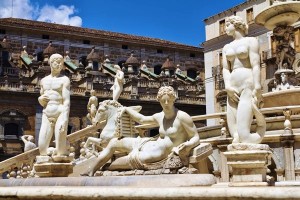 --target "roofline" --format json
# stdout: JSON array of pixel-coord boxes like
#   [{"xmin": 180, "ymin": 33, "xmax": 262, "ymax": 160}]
[
  {"xmin": 203, "ymin": 0, "xmax": 256, "ymax": 23},
  {"xmin": 0, "ymin": 18, "xmax": 203, "ymax": 52}
]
